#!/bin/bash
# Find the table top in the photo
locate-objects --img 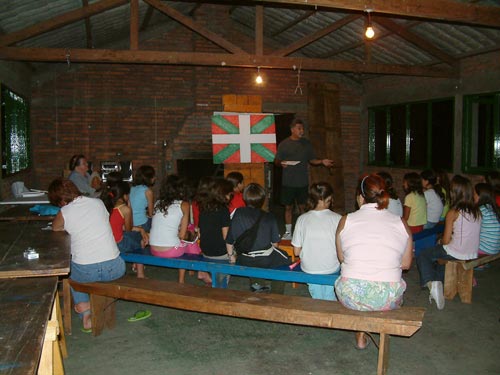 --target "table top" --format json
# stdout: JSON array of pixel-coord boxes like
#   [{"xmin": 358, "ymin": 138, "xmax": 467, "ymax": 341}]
[
  {"xmin": 0, "ymin": 194, "xmax": 49, "ymax": 205},
  {"xmin": 0, "ymin": 277, "xmax": 58, "ymax": 375},
  {"xmin": 0, "ymin": 221, "xmax": 70, "ymax": 279},
  {"xmin": 0, "ymin": 205, "xmax": 55, "ymax": 222}
]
